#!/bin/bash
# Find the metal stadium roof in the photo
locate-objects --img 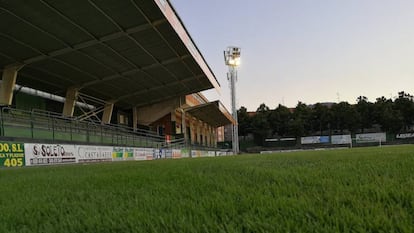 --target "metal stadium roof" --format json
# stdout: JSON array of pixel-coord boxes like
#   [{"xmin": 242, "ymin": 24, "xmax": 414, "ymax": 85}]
[
  {"xmin": 185, "ymin": 101, "xmax": 235, "ymax": 127},
  {"xmin": 0, "ymin": 0, "xmax": 220, "ymax": 109}
]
